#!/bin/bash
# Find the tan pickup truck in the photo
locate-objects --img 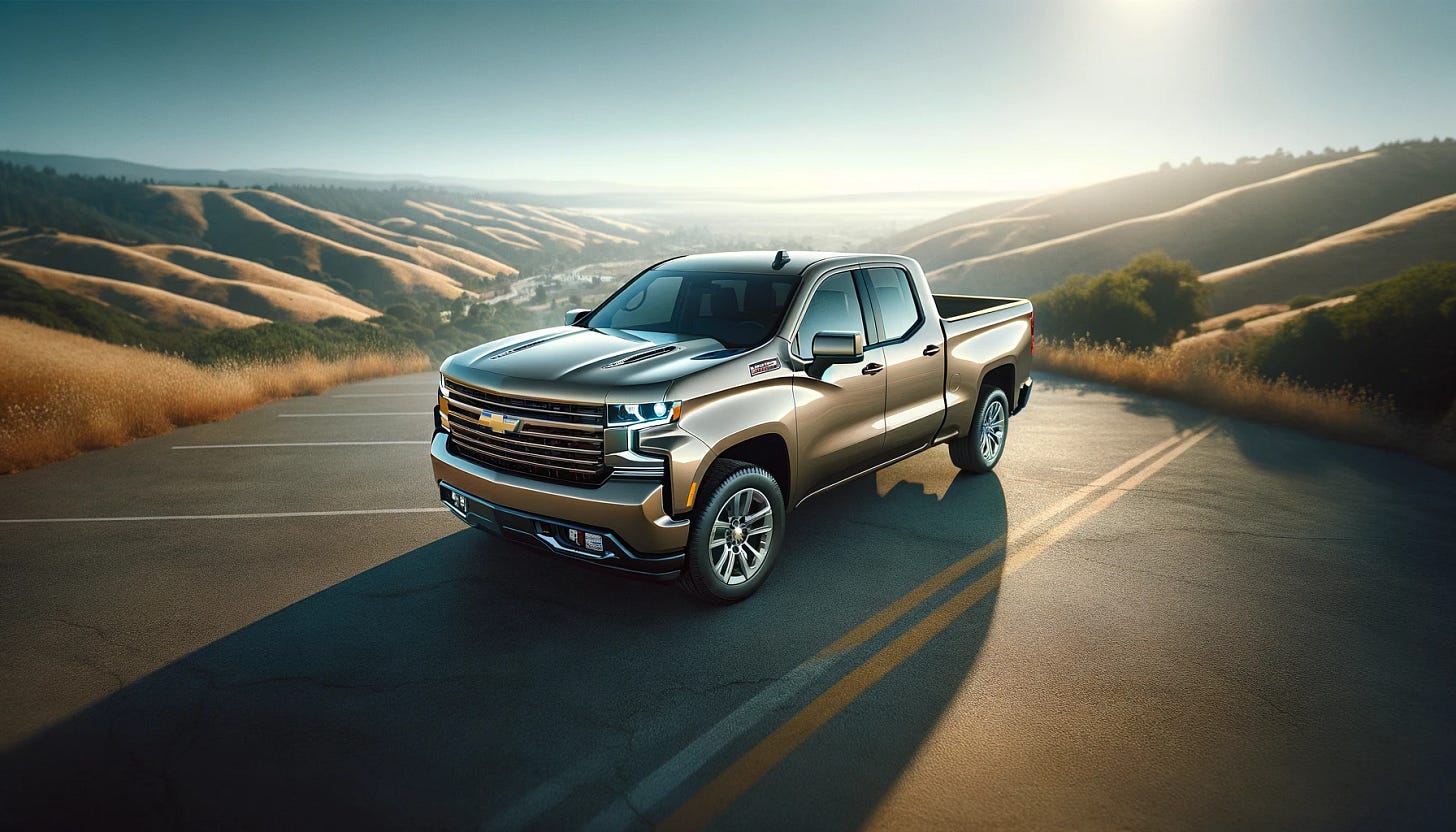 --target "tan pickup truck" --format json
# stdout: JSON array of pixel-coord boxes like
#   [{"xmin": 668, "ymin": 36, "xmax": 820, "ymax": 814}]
[{"xmin": 433, "ymin": 251, "xmax": 1033, "ymax": 602}]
